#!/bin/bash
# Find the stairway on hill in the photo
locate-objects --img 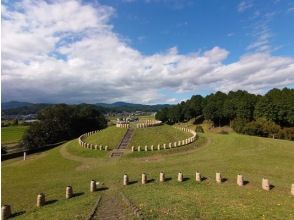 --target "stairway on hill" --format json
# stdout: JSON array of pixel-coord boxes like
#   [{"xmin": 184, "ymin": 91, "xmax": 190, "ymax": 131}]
[{"xmin": 110, "ymin": 128, "xmax": 134, "ymax": 158}]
